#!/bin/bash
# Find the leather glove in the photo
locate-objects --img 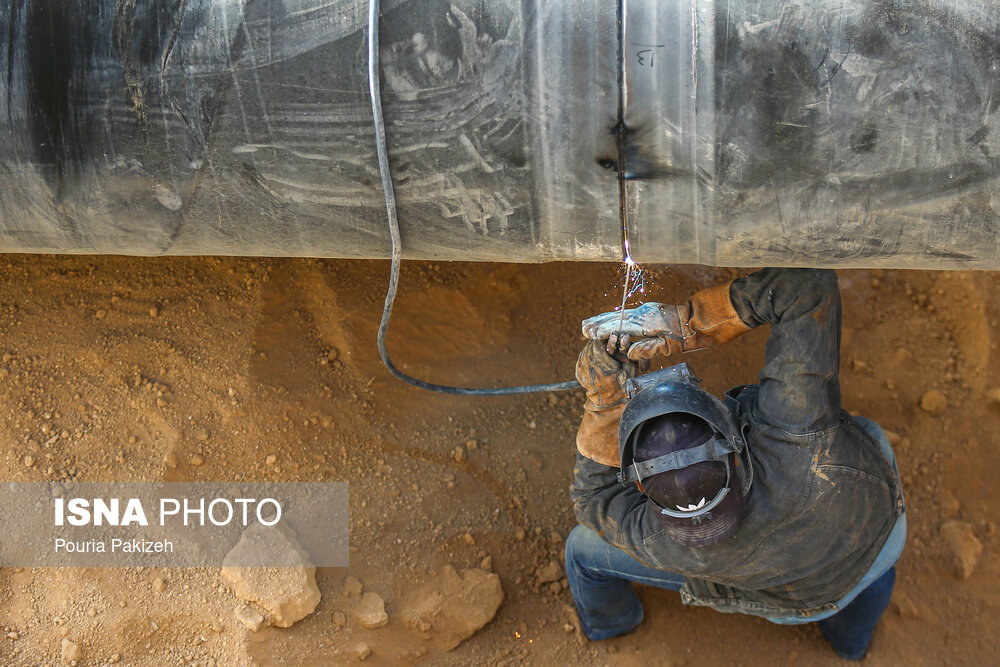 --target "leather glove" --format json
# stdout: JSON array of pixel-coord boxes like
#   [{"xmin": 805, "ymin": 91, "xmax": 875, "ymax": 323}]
[
  {"xmin": 581, "ymin": 281, "xmax": 752, "ymax": 360},
  {"xmin": 574, "ymin": 340, "xmax": 636, "ymax": 467}
]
